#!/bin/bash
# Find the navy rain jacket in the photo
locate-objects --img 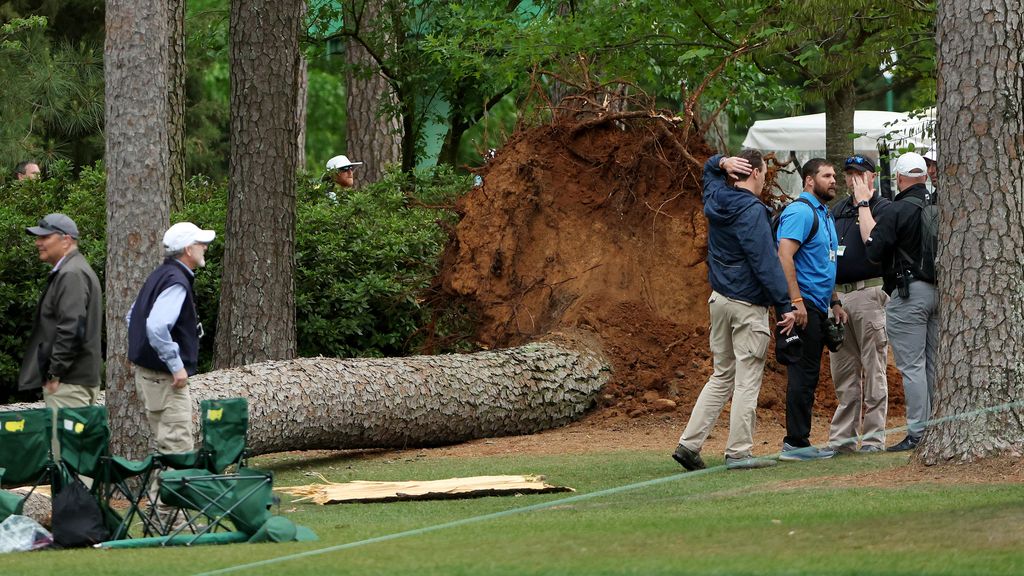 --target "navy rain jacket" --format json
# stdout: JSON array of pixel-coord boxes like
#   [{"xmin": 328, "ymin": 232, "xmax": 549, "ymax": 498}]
[{"xmin": 702, "ymin": 154, "xmax": 791, "ymax": 311}]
